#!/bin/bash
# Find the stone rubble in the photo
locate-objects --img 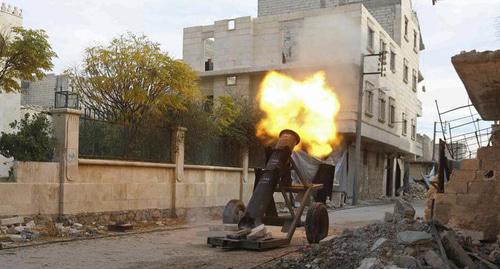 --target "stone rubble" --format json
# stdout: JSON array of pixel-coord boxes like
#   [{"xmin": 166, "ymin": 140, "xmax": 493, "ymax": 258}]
[
  {"xmin": 269, "ymin": 198, "xmax": 500, "ymax": 269},
  {"xmin": 0, "ymin": 214, "xmax": 184, "ymax": 247}
]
